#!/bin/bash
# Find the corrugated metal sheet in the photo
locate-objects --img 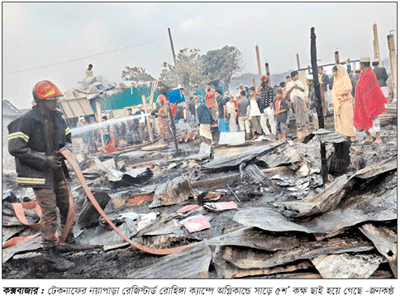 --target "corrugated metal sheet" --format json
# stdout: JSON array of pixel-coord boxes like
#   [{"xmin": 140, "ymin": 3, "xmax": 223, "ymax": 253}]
[
  {"xmin": 128, "ymin": 243, "xmax": 212, "ymax": 278},
  {"xmin": 58, "ymin": 97, "xmax": 94, "ymax": 118}
]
